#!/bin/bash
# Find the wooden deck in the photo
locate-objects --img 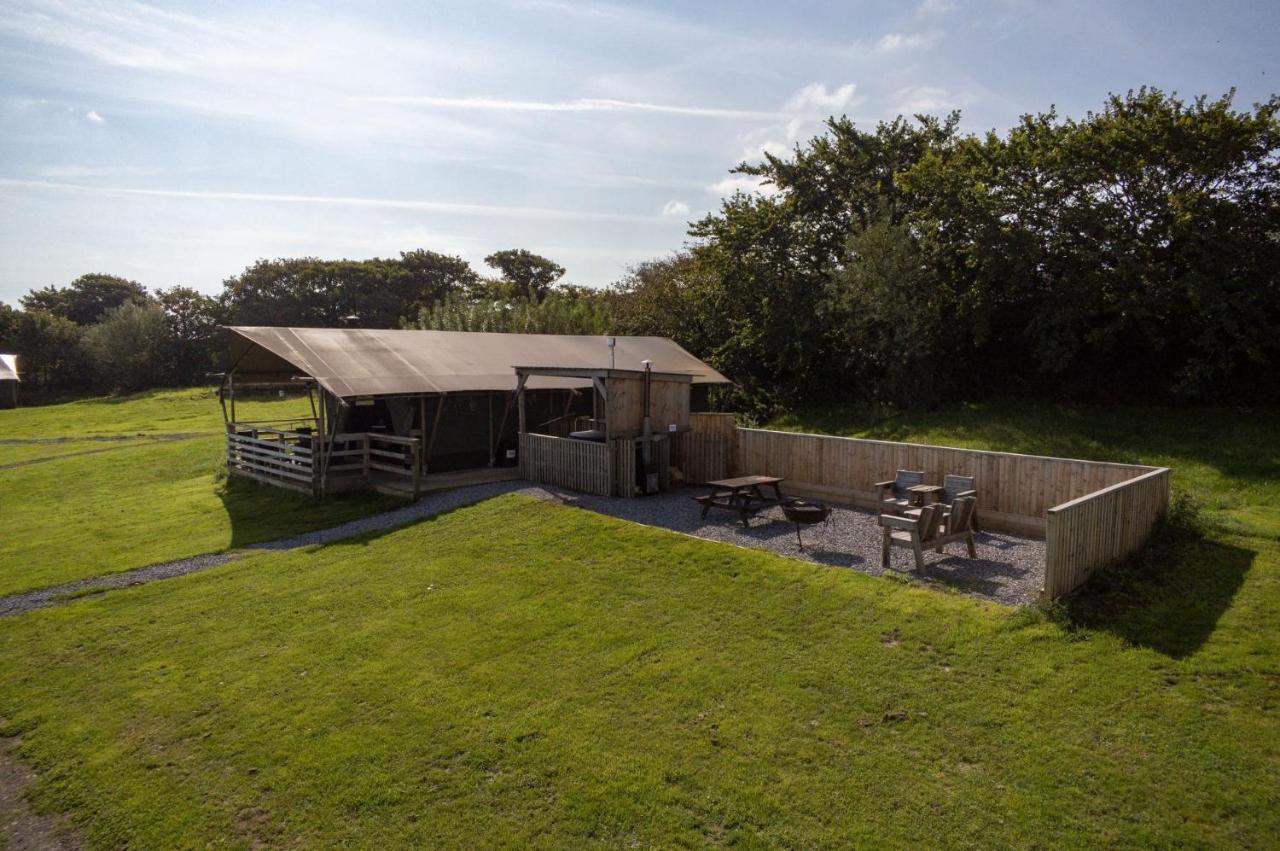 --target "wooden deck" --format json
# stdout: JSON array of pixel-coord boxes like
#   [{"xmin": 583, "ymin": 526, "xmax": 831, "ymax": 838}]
[{"xmin": 369, "ymin": 466, "xmax": 521, "ymax": 498}]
